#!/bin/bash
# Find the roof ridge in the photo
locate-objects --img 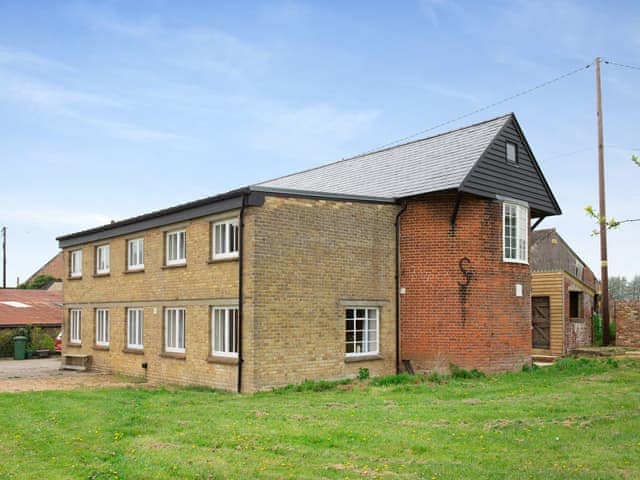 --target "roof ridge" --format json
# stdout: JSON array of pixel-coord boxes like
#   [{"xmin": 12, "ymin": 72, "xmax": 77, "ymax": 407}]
[{"xmin": 255, "ymin": 112, "xmax": 513, "ymax": 188}]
